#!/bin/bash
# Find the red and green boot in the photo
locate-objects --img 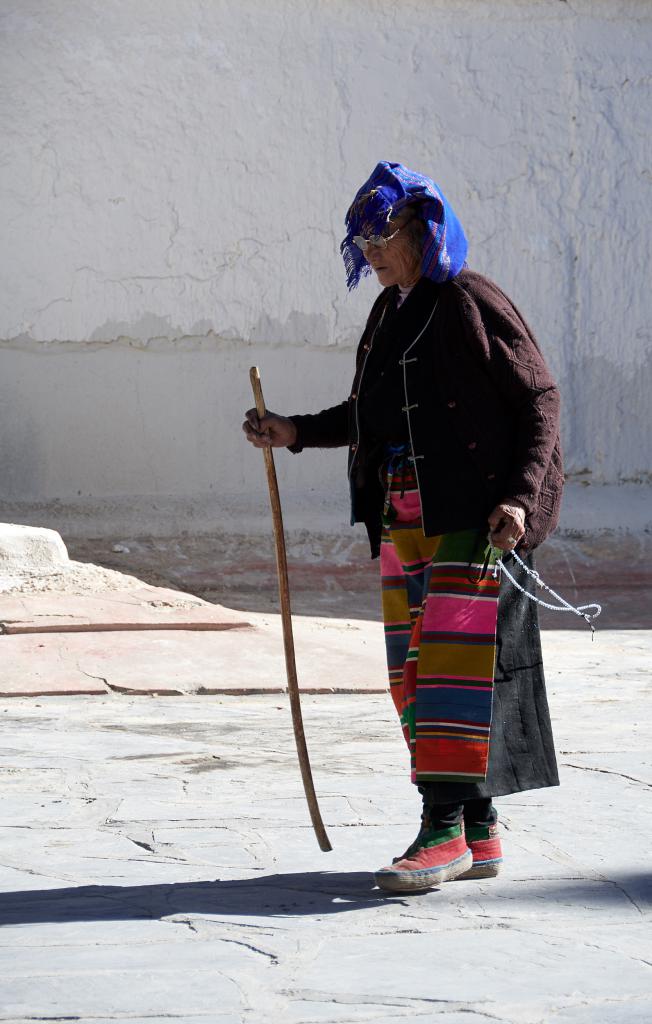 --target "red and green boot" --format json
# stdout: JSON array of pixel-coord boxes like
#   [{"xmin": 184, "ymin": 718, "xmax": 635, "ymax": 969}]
[
  {"xmin": 455, "ymin": 822, "xmax": 502, "ymax": 880},
  {"xmin": 391, "ymin": 813, "xmax": 433, "ymax": 865},
  {"xmin": 375, "ymin": 824, "xmax": 472, "ymax": 892}
]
